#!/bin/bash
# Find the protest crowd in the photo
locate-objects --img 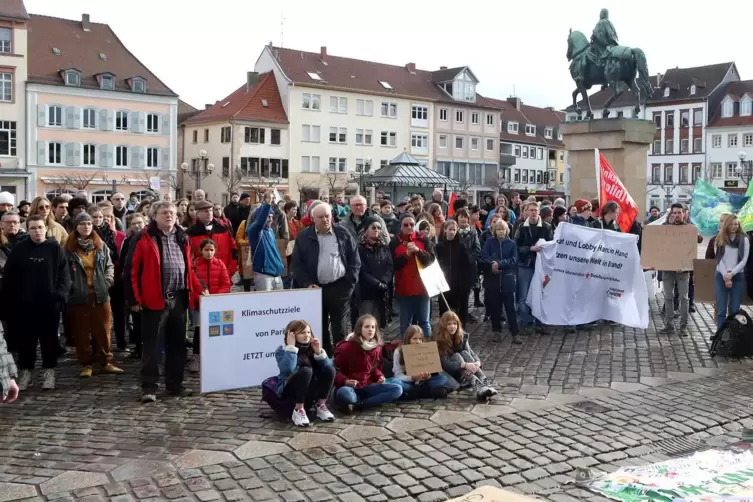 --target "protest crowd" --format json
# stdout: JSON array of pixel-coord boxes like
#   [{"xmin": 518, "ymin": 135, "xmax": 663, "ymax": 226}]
[{"xmin": 0, "ymin": 173, "xmax": 745, "ymax": 428}]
